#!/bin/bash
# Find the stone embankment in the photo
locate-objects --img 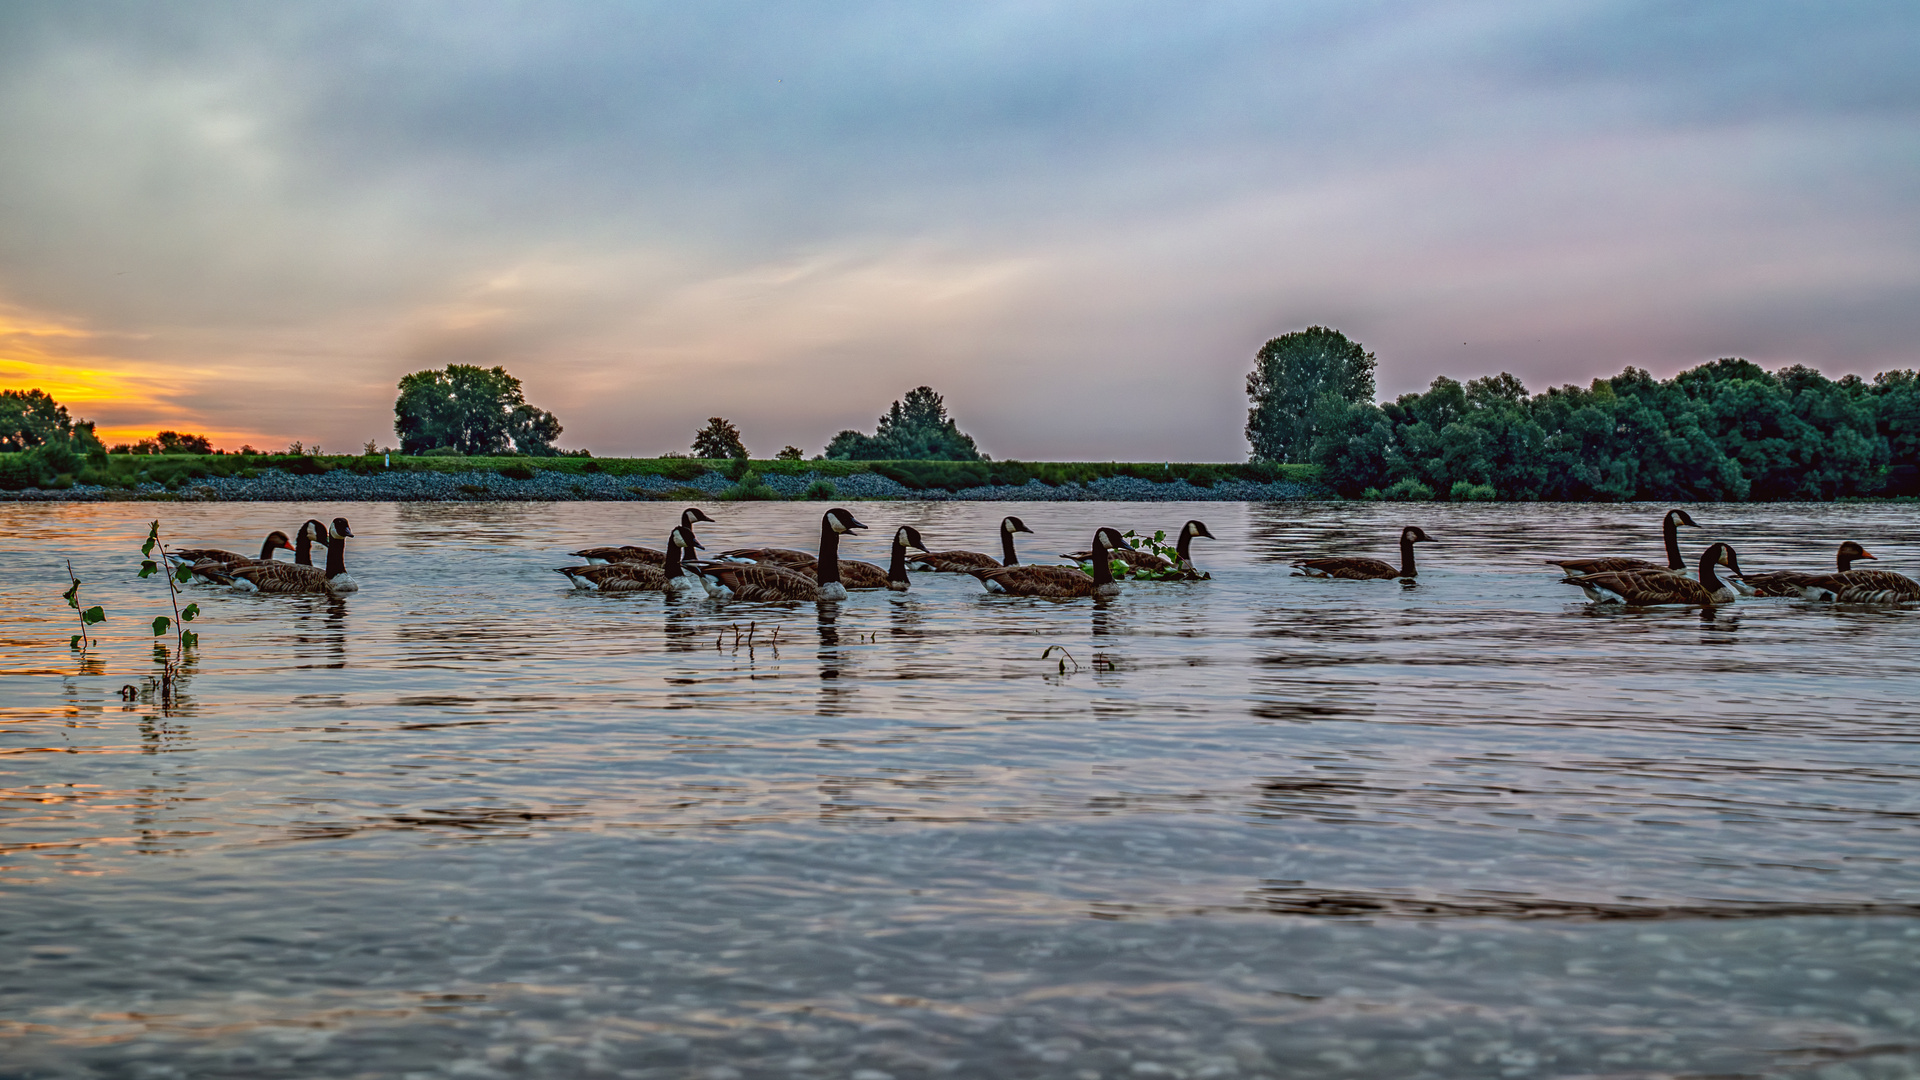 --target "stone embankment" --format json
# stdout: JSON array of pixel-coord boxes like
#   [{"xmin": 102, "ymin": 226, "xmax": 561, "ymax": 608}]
[{"xmin": 2, "ymin": 467, "xmax": 1322, "ymax": 502}]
